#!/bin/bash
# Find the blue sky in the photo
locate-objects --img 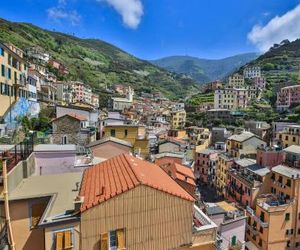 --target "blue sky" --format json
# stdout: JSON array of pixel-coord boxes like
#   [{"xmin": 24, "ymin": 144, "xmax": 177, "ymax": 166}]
[{"xmin": 1, "ymin": 0, "xmax": 300, "ymax": 59}]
